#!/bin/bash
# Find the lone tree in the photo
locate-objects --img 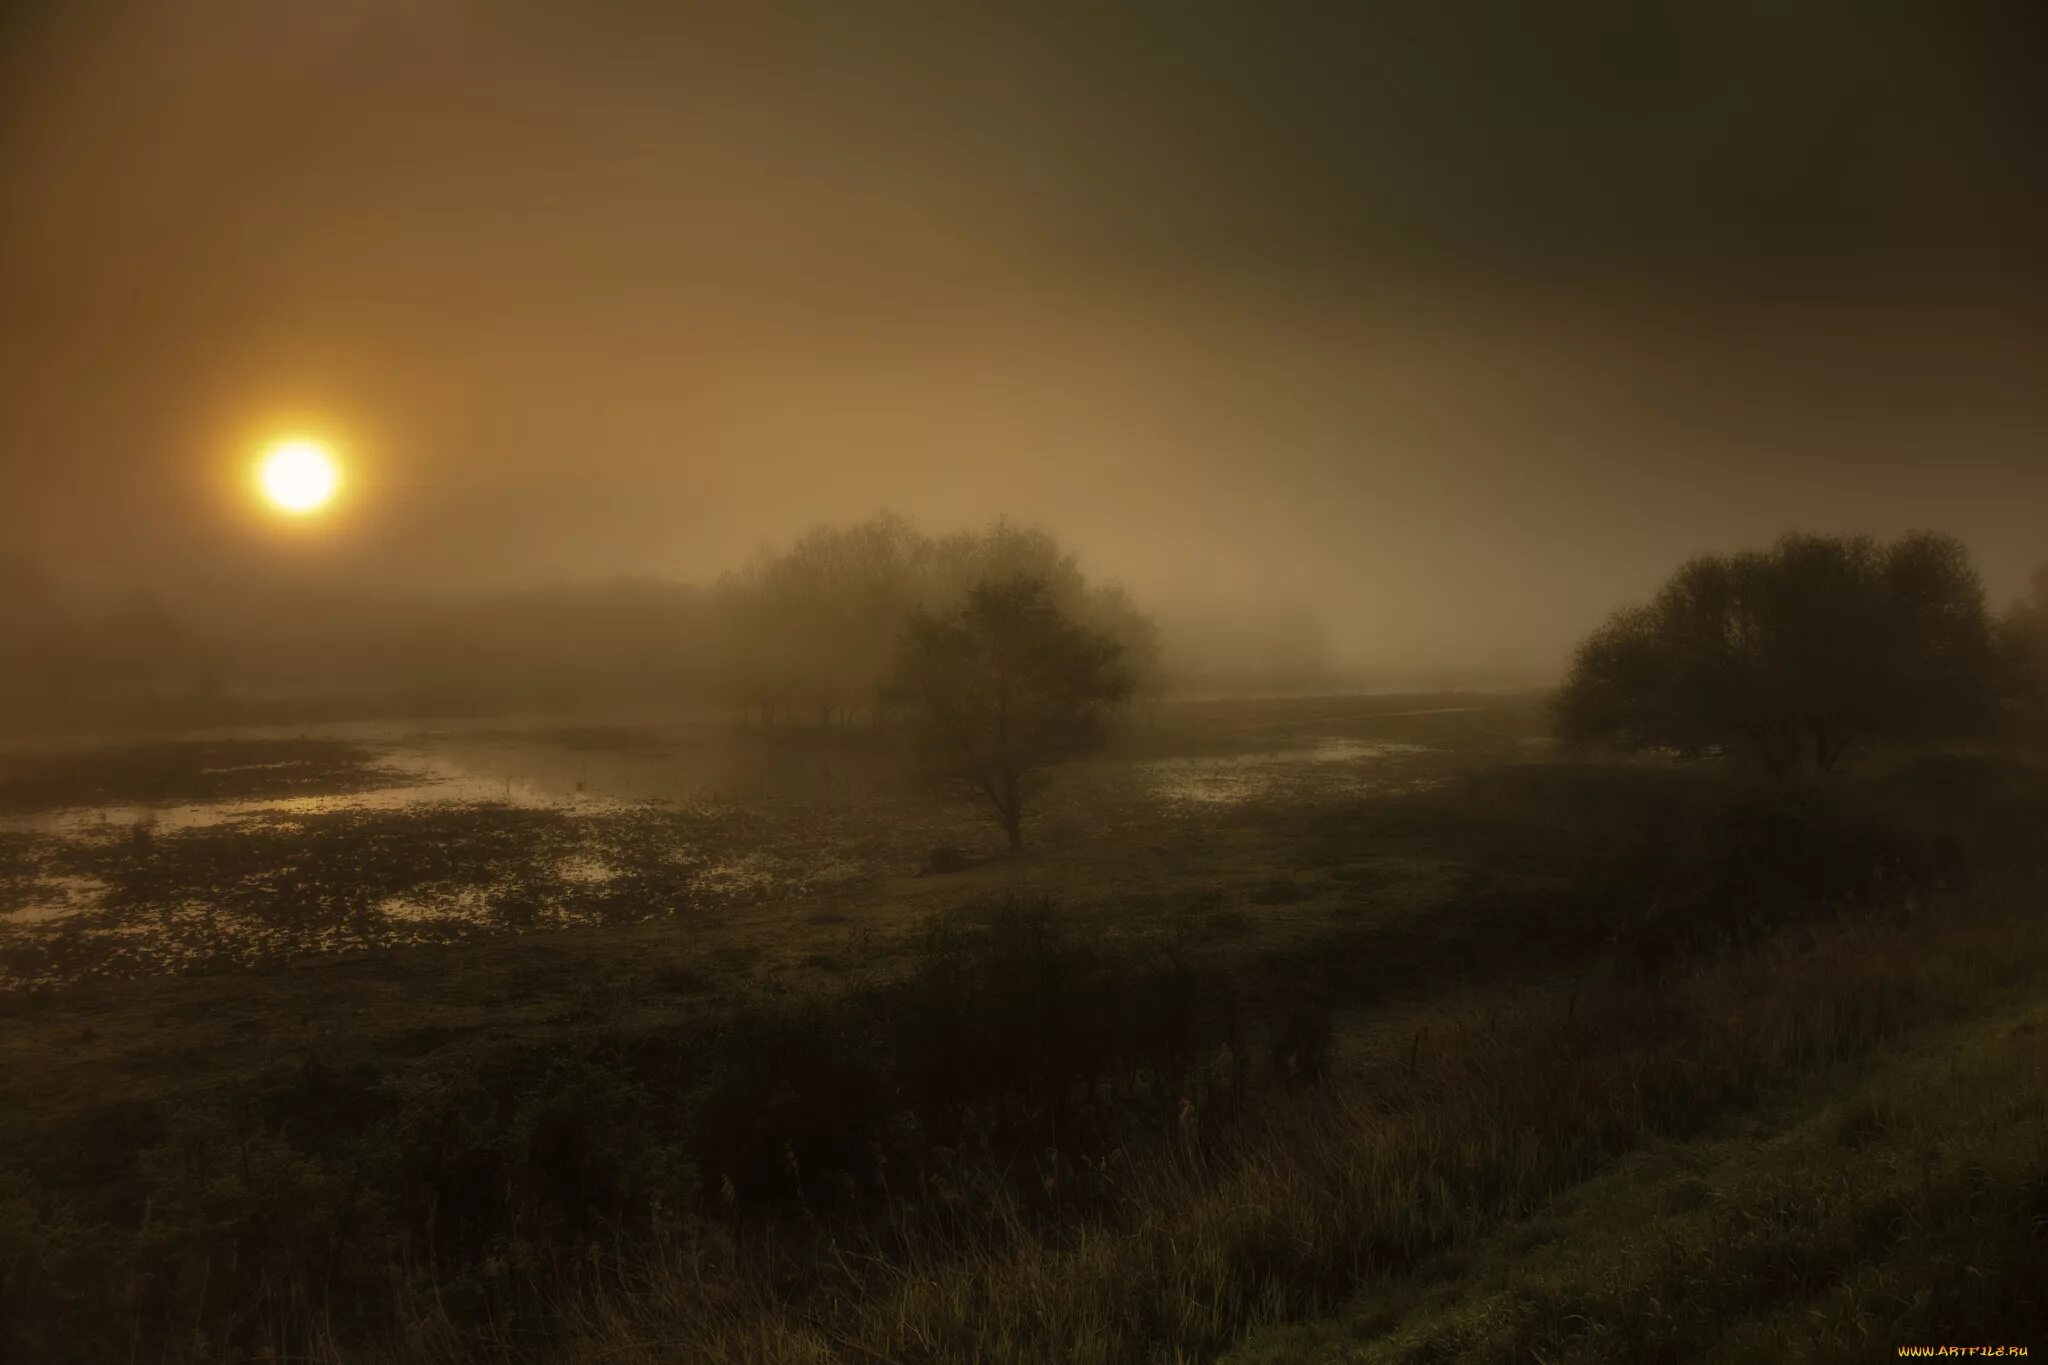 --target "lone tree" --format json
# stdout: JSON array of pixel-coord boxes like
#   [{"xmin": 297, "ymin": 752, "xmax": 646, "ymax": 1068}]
[
  {"xmin": 891, "ymin": 574, "xmax": 1134, "ymax": 850},
  {"xmin": 1557, "ymin": 532, "xmax": 1999, "ymax": 775}
]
